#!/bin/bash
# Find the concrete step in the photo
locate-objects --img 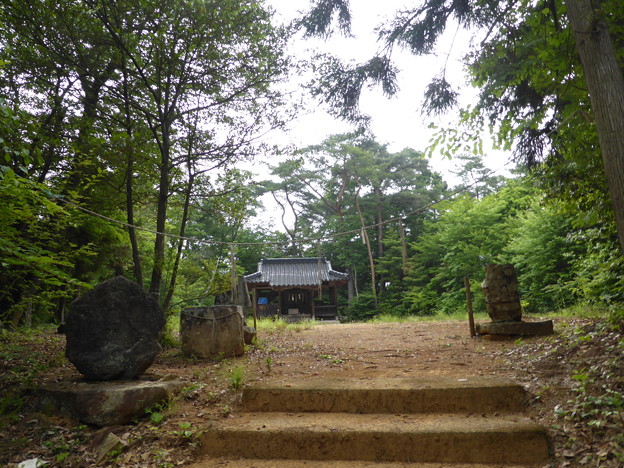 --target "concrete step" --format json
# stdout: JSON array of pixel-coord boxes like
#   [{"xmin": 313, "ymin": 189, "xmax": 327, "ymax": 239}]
[
  {"xmin": 242, "ymin": 376, "xmax": 529, "ymax": 414},
  {"xmin": 199, "ymin": 412, "xmax": 550, "ymax": 465},
  {"xmin": 196, "ymin": 377, "xmax": 550, "ymax": 466},
  {"xmin": 188, "ymin": 459, "xmax": 540, "ymax": 467}
]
